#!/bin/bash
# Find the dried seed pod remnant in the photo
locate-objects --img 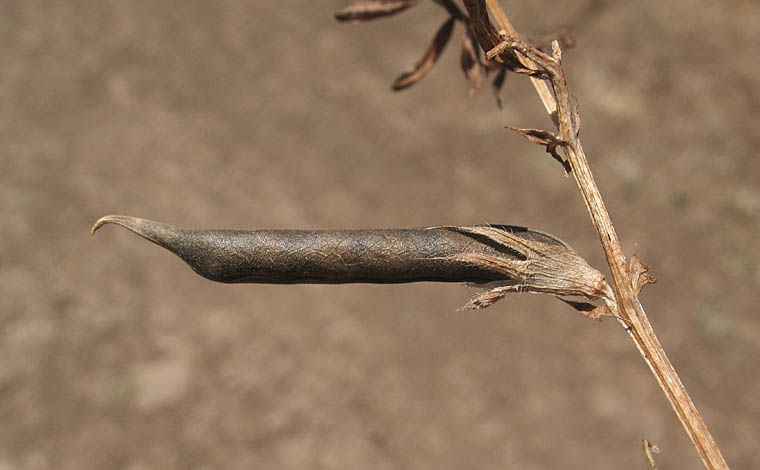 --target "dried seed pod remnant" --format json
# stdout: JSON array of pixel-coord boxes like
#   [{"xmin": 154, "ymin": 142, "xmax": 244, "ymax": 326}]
[{"xmin": 92, "ymin": 215, "xmax": 614, "ymax": 313}]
